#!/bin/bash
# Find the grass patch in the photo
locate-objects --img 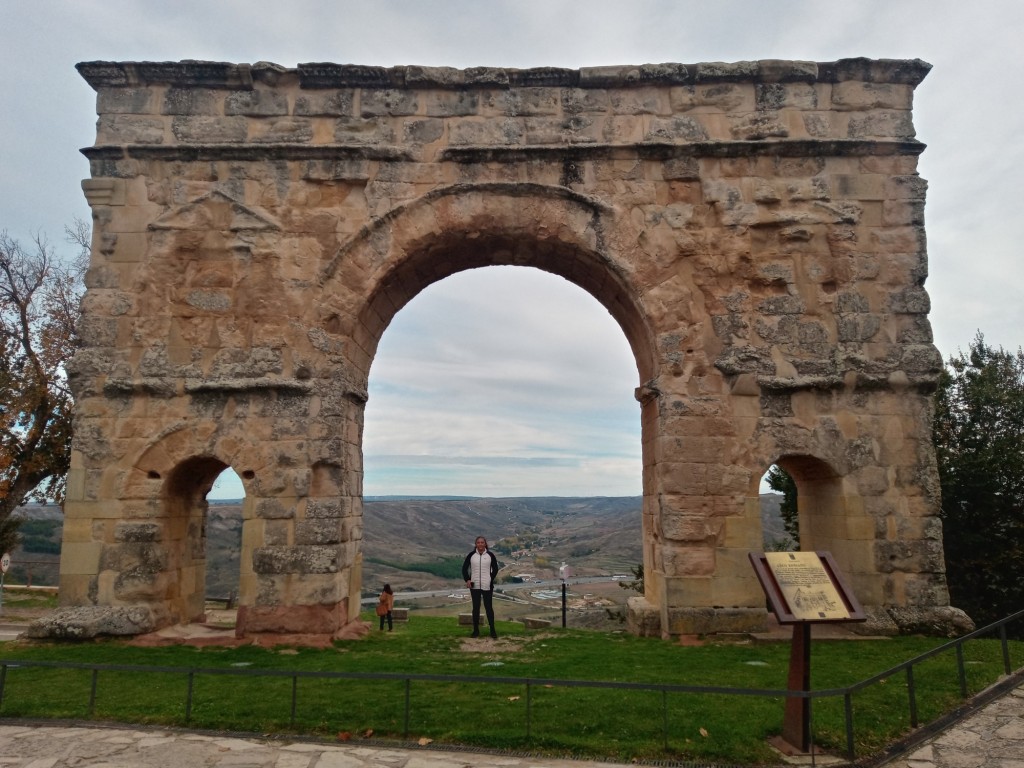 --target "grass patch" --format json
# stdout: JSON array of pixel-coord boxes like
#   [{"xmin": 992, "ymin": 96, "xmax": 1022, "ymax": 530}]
[
  {"xmin": 365, "ymin": 555, "xmax": 464, "ymax": 579},
  {"xmin": 1, "ymin": 589, "xmax": 59, "ymax": 612},
  {"xmin": 0, "ymin": 614, "xmax": 1020, "ymax": 764}
]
